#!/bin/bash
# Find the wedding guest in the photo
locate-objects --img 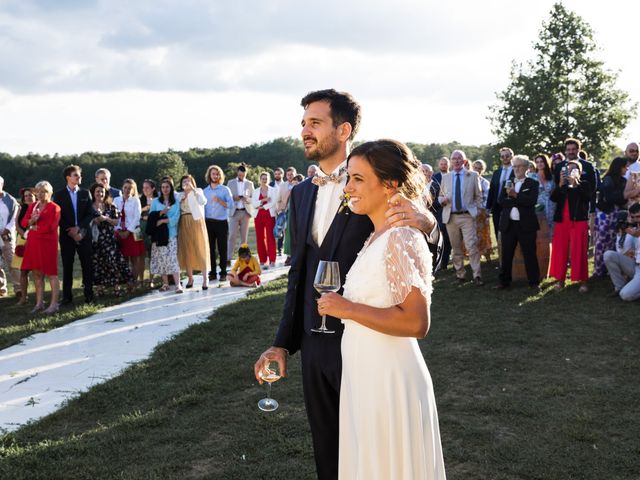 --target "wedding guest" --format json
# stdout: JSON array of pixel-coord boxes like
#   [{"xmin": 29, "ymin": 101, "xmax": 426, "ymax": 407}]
[
  {"xmin": 549, "ymin": 160, "xmax": 591, "ymax": 292},
  {"xmin": 623, "ymin": 142, "xmax": 639, "ymax": 179},
  {"xmin": 228, "ymin": 244, "xmax": 261, "ymax": 287},
  {"xmin": 177, "ymin": 174, "xmax": 210, "ymax": 290},
  {"xmin": 533, "ymin": 154, "xmax": 556, "ymax": 232},
  {"xmin": 594, "ymin": 157, "xmax": 636, "ymax": 277},
  {"xmin": 12, "ymin": 188, "xmax": 35, "ymax": 304},
  {"xmin": 438, "ymin": 149, "xmax": 484, "ymax": 285},
  {"xmin": 603, "ymin": 204, "xmax": 640, "ymax": 300},
  {"xmin": 274, "ymin": 167, "xmax": 298, "ymax": 255},
  {"xmin": 551, "ymin": 152, "xmax": 565, "ymax": 169},
  {"xmin": 430, "ymin": 157, "xmax": 452, "ymax": 269},
  {"xmin": 95, "ymin": 168, "xmax": 122, "ymax": 199},
  {"xmin": 114, "ymin": 179, "xmax": 145, "ymax": 287},
  {"xmin": 203, "ymin": 165, "xmax": 232, "ymax": 282},
  {"xmin": 278, "ymin": 167, "xmax": 297, "ymax": 266},
  {"xmin": 0, "ymin": 175, "xmax": 20, "ymax": 298},
  {"xmin": 472, "ymin": 159, "xmax": 493, "ymax": 262},
  {"xmin": 252, "ymin": 172, "xmax": 277, "ymax": 268},
  {"xmin": 21, "ymin": 181, "xmax": 61, "ymax": 314},
  {"xmin": 139, "ymin": 179, "xmax": 158, "ymax": 287},
  {"xmin": 282, "ymin": 173, "xmax": 303, "ymax": 266},
  {"xmin": 495, "ymin": 155, "xmax": 541, "ymax": 290},
  {"xmin": 149, "ymin": 179, "xmax": 182, "ymax": 293},
  {"xmin": 270, "ymin": 168, "xmax": 285, "ymax": 189},
  {"xmin": 486, "ymin": 147, "xmax": 515, "ymax": 237},
  {"xmin": 52, "ymin": 165, "xmax": 95, "ymax": 305},
  {"xmin": 90, "ymin": 183, "xmax": 133, "ymax": 296},
  {"xmin": 227, "ymin": 164, "xmax": 254, "ymax": 265},
  {"xmin": 307, "ymin": 164, "xmax": 319, "ymax": 179}
]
